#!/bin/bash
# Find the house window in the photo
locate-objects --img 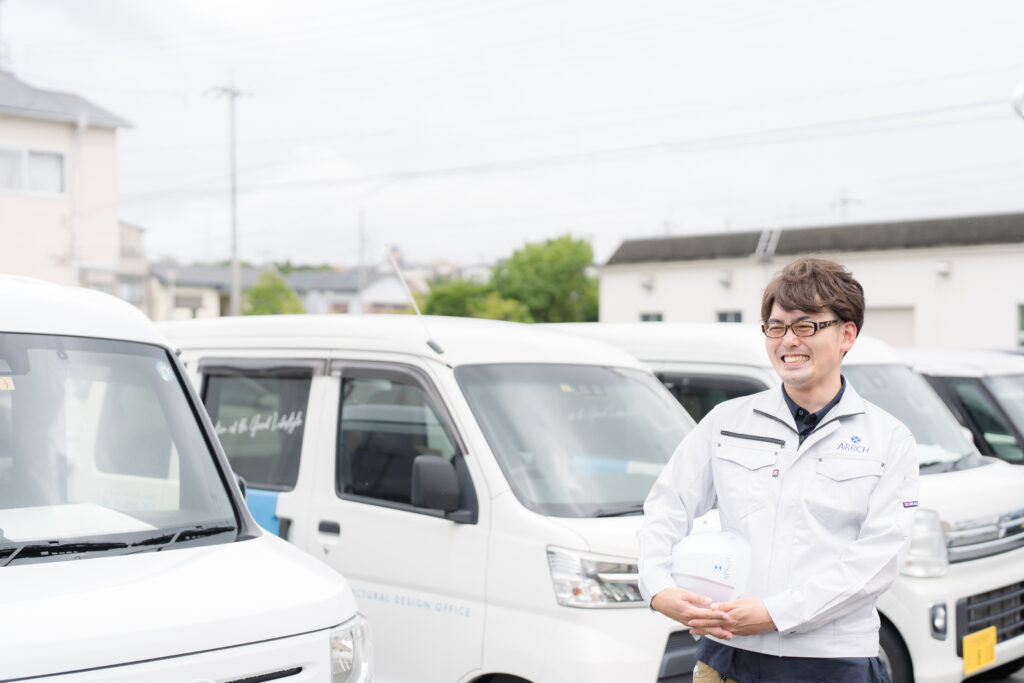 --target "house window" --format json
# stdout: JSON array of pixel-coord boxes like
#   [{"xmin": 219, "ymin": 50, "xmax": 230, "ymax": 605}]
[
  {"xmin": 0, "ymin": 146, "xmax": 65, "ymax": 193},
  {"xmin": 640, "ymin": 313, "xmax": 663, "ymax": 322},
  {"xmin": 27, "ymin": 151, "xmax": 64, "ymax": 193},
  {"xmin": 717, "ymin": 311, "xmax": 742, "ymax": 323},
  {"xmin": 0, "ymin": 148, "xmax": 20, "ymax": 188},
  {"xmin": 117, "ymin": 276, "xmax": 145, "ymax": 305}
]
